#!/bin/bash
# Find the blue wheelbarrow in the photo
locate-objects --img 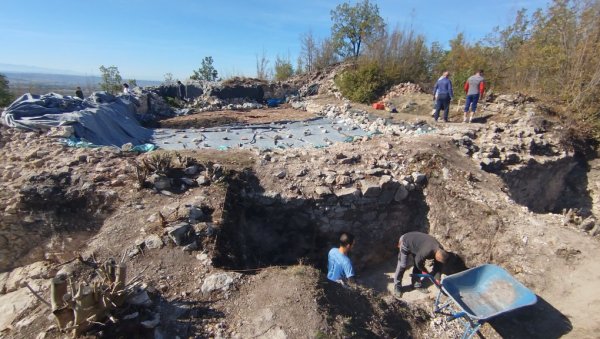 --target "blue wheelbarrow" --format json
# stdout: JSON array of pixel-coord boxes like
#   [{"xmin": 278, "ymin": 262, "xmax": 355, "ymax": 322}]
[{"xmin": 416, "ymin": 264, "xmax": 537, "ymax": 339}]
